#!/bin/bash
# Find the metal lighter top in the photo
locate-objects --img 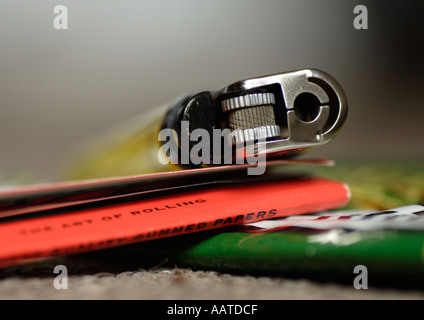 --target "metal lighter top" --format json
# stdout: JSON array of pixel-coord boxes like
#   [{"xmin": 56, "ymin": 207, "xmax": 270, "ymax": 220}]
[{"xmin": 161, "ymin": 69, "xmax": 347, "ymax": 165}]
